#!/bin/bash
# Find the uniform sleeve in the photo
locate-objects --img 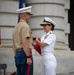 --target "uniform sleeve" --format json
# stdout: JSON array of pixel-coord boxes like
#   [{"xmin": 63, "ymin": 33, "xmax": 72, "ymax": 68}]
[
  {"xmin": 44, "ymin": 34, "xmax": 56, "ymax": 45},
  {"xmin": 22, "ymin": 25, "xmax": 30, "ymax": 39}
]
